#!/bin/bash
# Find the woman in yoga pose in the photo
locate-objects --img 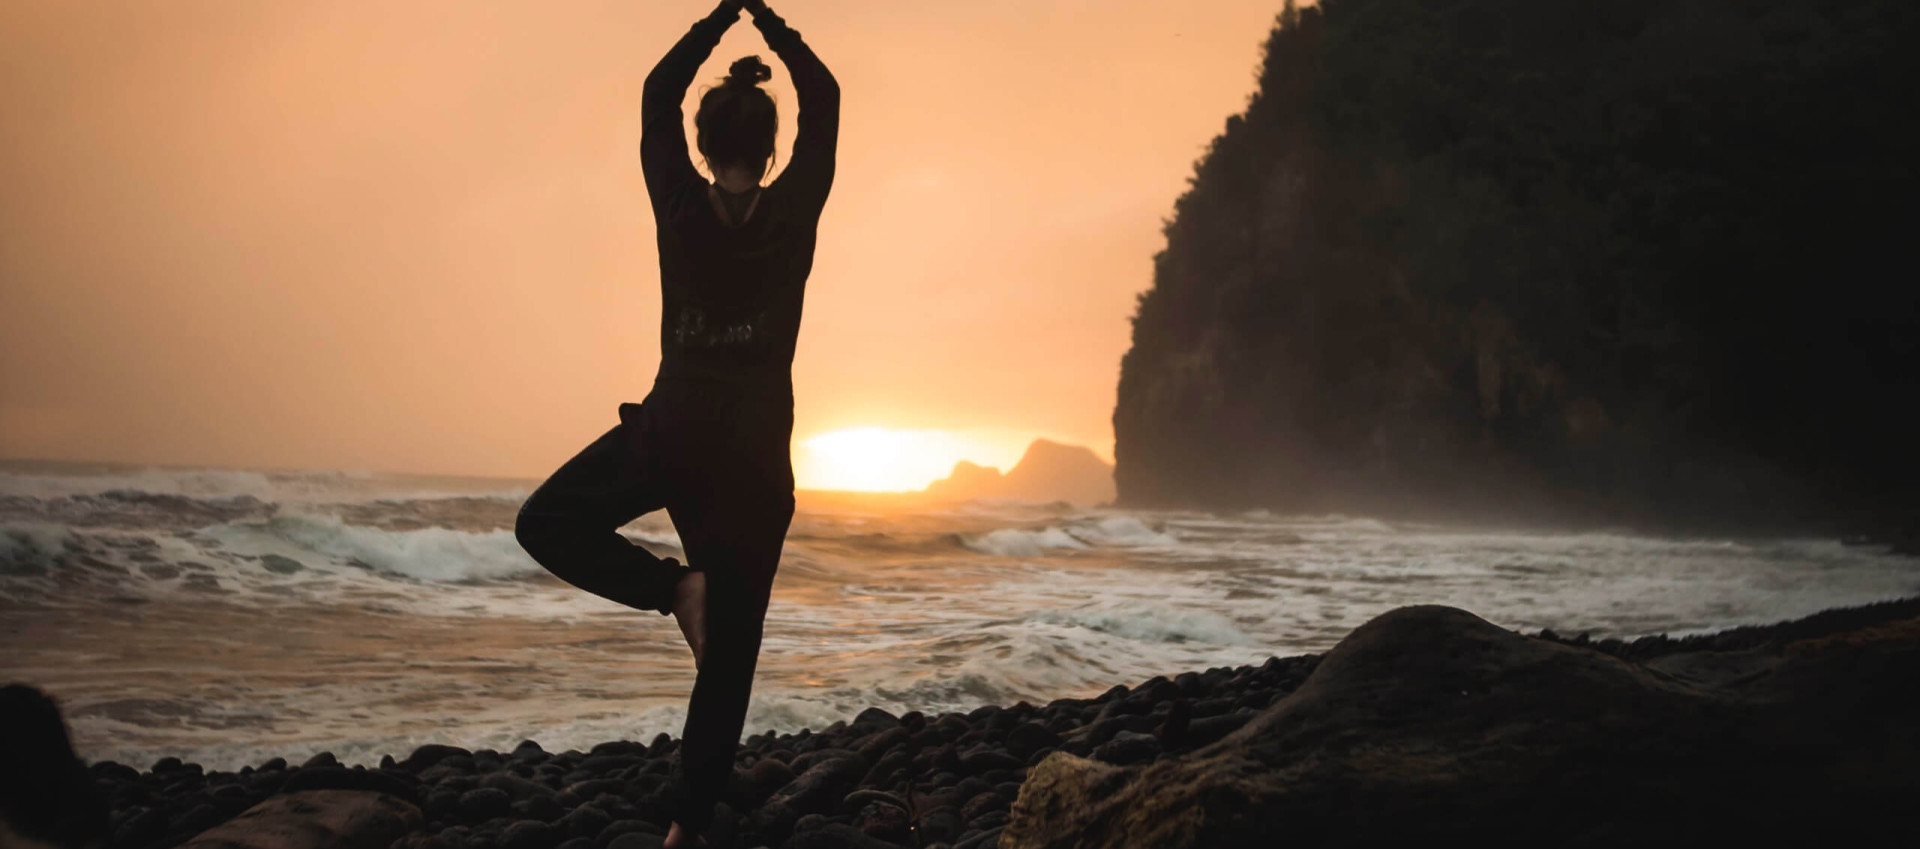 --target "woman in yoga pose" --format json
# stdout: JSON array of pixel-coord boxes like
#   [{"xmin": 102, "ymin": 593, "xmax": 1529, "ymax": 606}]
[{"xmin": 514, "ymin": 0, "xmax": 837, "ymax": 844}]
